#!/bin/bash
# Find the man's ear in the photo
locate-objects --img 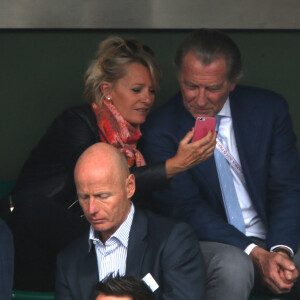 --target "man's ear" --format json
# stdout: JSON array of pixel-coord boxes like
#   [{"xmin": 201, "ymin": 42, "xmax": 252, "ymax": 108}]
[
  {"xmin": 100, "ymin": 81, "xmax": 113, "ymax": 98},
  {"xmin": 126, "ymin": 174, "xmax": 136, "ymax": 199}
]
